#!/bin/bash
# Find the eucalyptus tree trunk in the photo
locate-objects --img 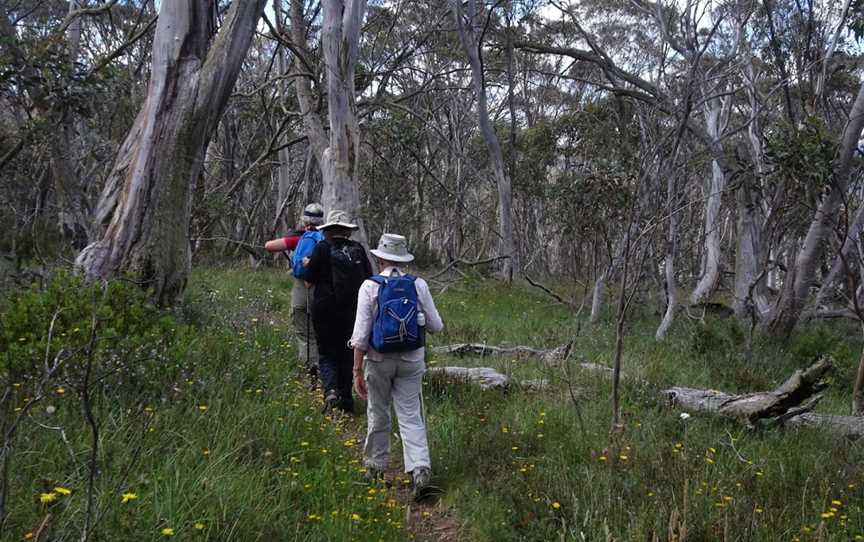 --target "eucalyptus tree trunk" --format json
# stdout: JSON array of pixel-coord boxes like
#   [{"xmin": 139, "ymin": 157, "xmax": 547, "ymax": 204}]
[
  {"xmin": 734, "ymin": 59, "xmax": 771, "ymax": 318},
  {"xmin": 76, "ymin": 0, "xmax": 266, "ymax": 305},
  {"xmin": 810, "ymin": 203, "xmax": 864, "ymax": 311},
  {"xmin": 53, "ymin": 0, "xmax": 89, "ymax": 247},
  {"xmin": 733, "ymin": 177, "xmax": 771, "ymax": 318},
  {"xmin": 656, "ymin": 172, "xmax": 678, "ymax": 341},
  {"xmin": 764, "ymin": 81, "xmax": 864, "ymax": 336},
  {"xmin": 320, "ymin": 0, "xmax": 369, "ymax": 246},
  {"xmin": 450, "ymin": 0, "xmax": 519, "ymax": 281},
  {"xmin": 274, "ymin": 0, "xmax": 294, "ymax": 233},
  {"xmin": 290, "ymin": 0, "xmax": 370, "ymax": 249},
  {"xmin": 690, "ymin": 96, "xmax": 730, "ymax": 305},
  {"xmin": 590, "ymin": 267, "xmax": 611, "ymax": 323}
]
